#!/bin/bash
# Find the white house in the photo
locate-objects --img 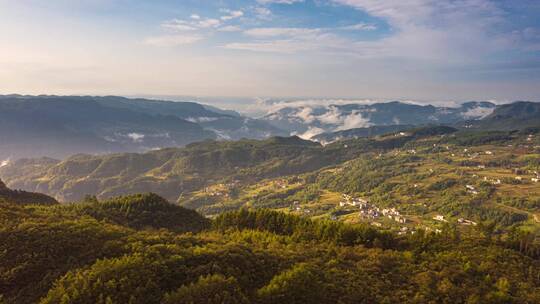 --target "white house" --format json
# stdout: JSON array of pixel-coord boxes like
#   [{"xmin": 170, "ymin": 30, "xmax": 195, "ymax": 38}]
[
  {"xmin": 433, "ymin": 215, "xmax": 447, "ymax": 222},
  {"xmin": 458, "ymin": 218, "xmax": 477, "ymax": 226}
]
